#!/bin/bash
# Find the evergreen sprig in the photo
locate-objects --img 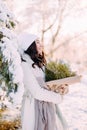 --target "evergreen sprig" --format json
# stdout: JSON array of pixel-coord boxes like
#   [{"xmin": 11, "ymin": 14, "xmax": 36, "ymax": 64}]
[
  {"xmin": 45, "ymin": 61, "xmax": 76, "ymax": 82},
  {"xmin": 0, "ymin": 51, "xmax": 17, "ymax": 94}
]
